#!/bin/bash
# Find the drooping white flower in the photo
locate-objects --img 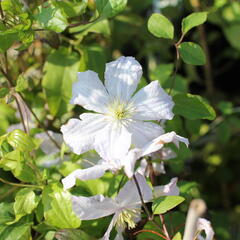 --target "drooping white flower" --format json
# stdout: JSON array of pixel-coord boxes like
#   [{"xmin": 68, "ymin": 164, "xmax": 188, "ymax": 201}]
[
  {"xmin": 62, "ymin": 131, "xmax": 188, "ymax": 190},
  {"xmin": 197, "ymin": 218, "xmax": 214, "ymax": 240},
  {"xmin": 61, "ymin": 56, "xmax": 174, "ymax": 160},
  {"xmin": 71, "ymin": 173, "xmax": 180, "ymax": 240}
]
